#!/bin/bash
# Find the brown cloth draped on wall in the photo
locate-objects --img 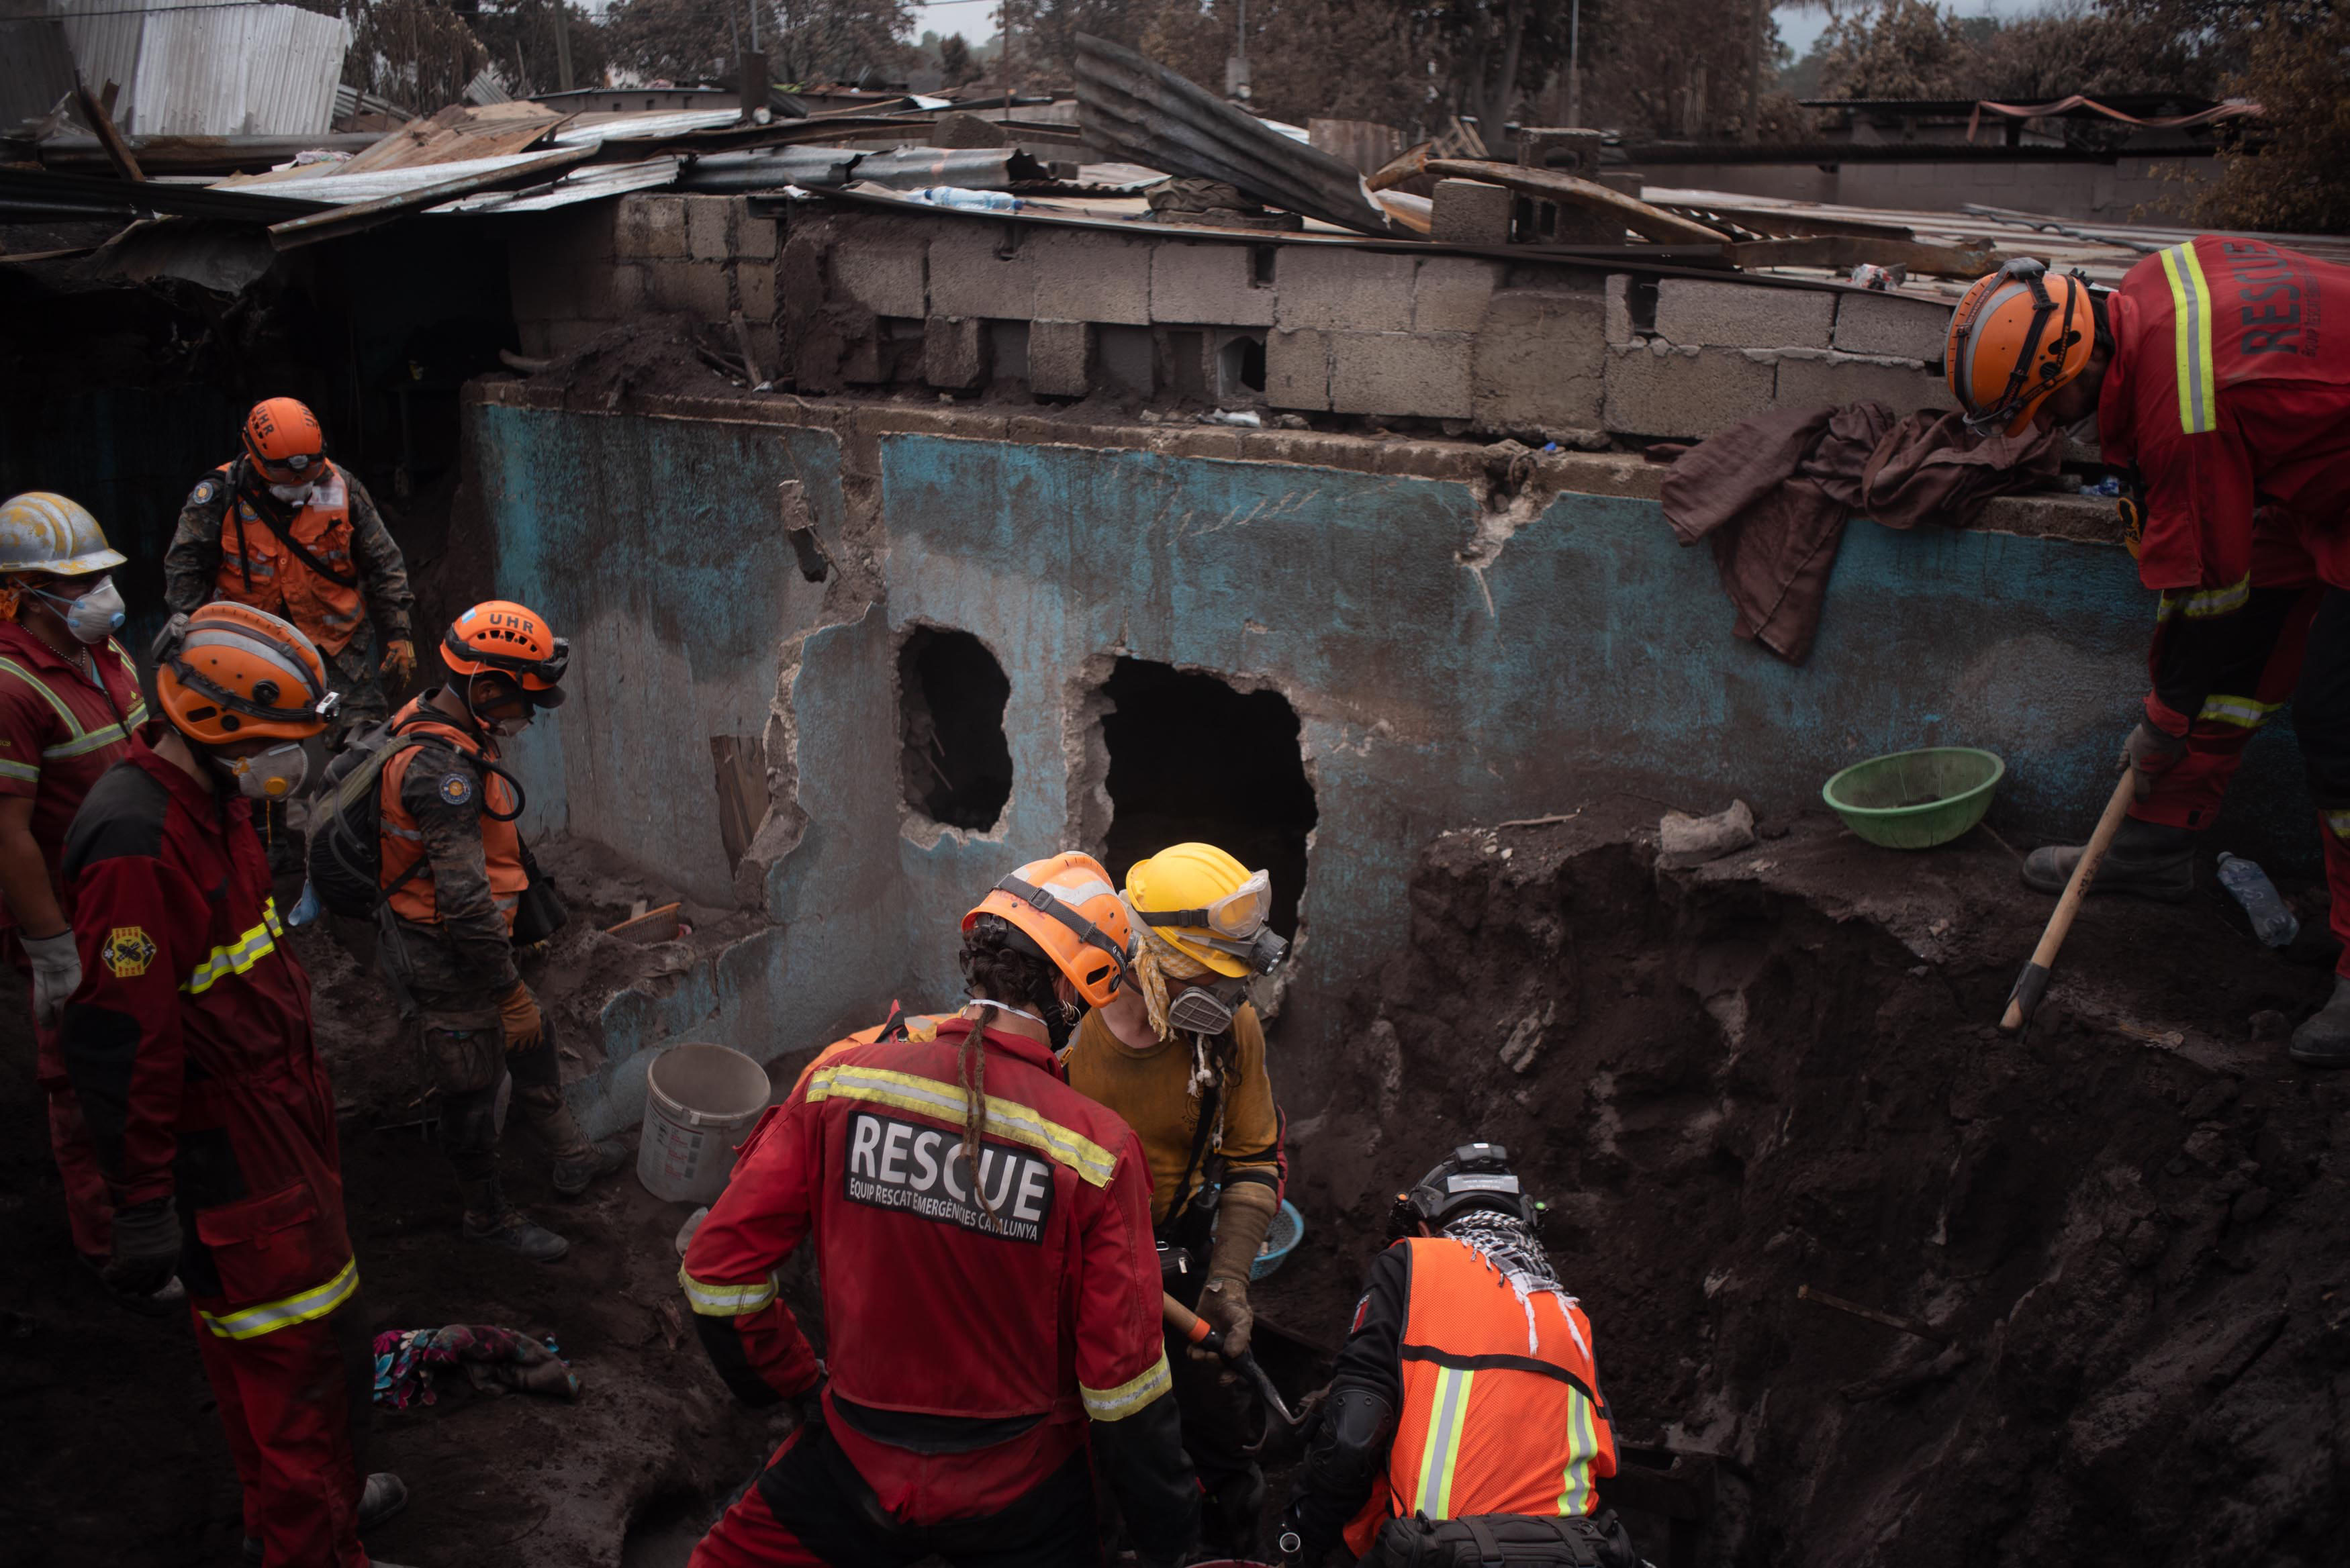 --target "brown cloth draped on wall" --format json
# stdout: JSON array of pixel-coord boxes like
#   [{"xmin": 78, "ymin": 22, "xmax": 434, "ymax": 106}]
[{"xmin": 1659, "ymin": 403, "xmax": 2067, "ymax": 663}]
